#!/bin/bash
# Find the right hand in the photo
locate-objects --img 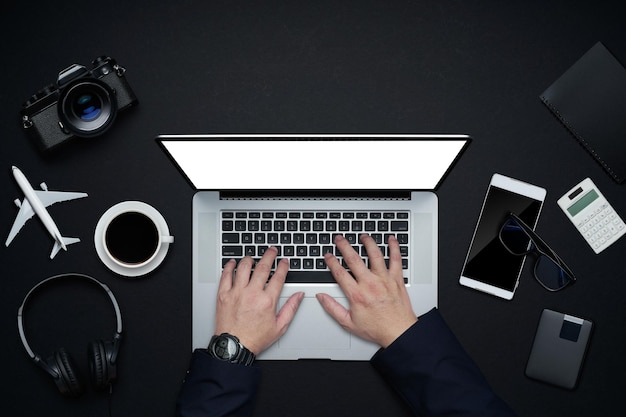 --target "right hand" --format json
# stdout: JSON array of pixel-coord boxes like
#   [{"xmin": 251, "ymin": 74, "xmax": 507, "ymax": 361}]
[{"xmin": 316, "ymin": 234, "xmax": 418, "ymax": 348}]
